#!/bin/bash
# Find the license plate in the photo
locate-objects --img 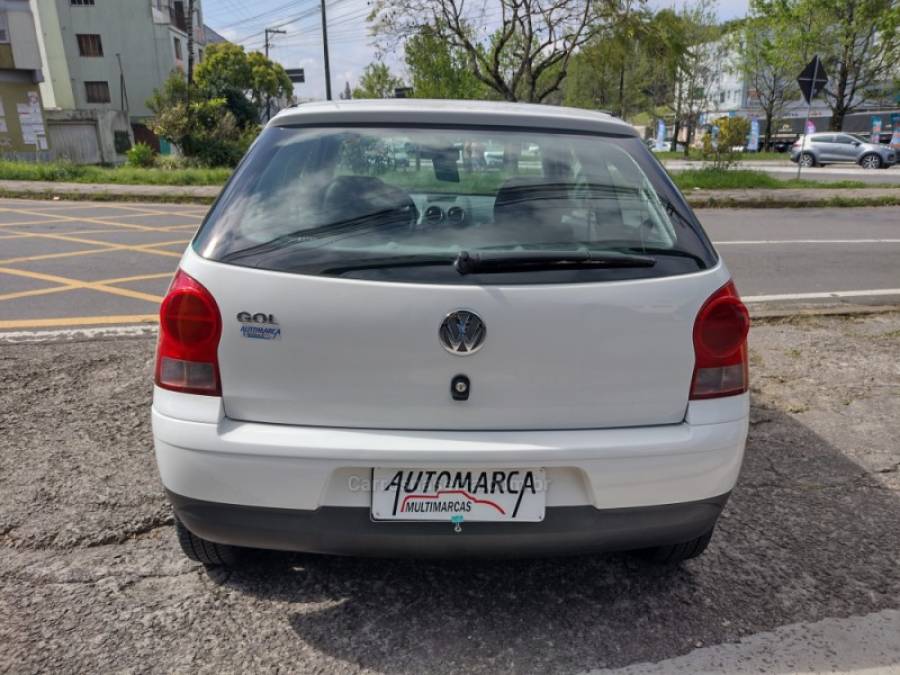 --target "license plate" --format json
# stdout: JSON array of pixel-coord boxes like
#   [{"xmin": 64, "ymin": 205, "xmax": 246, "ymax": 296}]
[{"xmin": 370, "ymin": 468, "xmax": 546, "ymax": 522}]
